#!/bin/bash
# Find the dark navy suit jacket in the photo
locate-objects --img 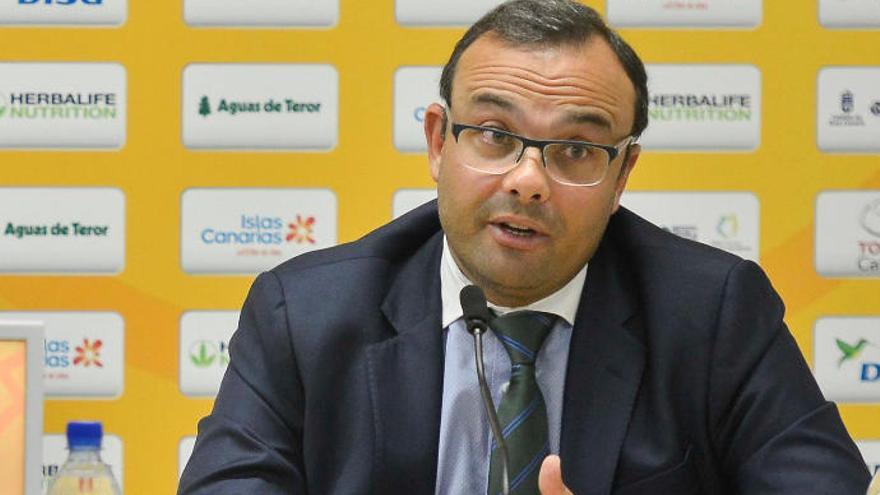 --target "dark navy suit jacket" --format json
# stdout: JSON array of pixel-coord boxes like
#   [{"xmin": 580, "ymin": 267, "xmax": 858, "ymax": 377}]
[{"xmin": 178, "ymin": 201, "xmax": 870, "ymax": 494}]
